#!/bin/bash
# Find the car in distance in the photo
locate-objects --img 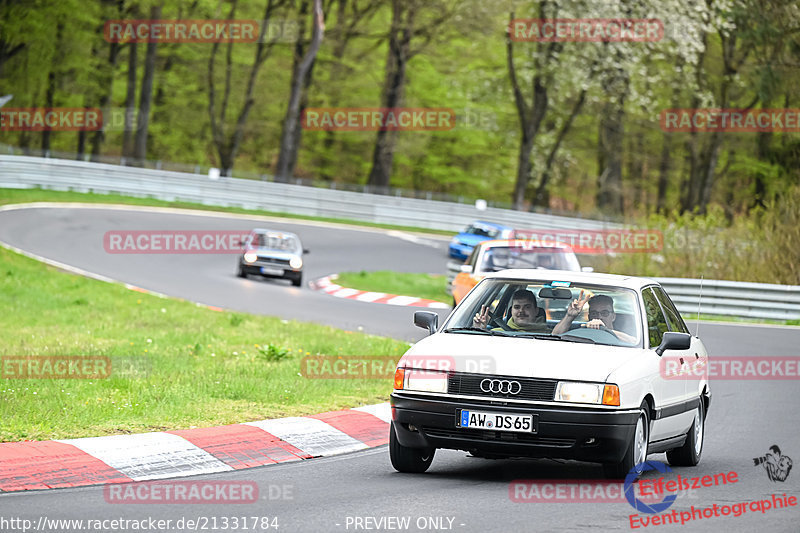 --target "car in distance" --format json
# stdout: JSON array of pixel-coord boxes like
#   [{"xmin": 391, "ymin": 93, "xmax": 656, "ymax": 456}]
[
  {"xmin": 390, "ymin": 270, "xmax": 710, "ymax": 478},
  {"xmin": 450, "ymin": 239, "xmax": 584, "ymax": 306},
  {"xmin": 448, "ymin": 221, "xmax": 515, "ymax": 261},
  {"xmin": 236, "ymin": 228, "xmax": 307, "ymax": 287}
]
